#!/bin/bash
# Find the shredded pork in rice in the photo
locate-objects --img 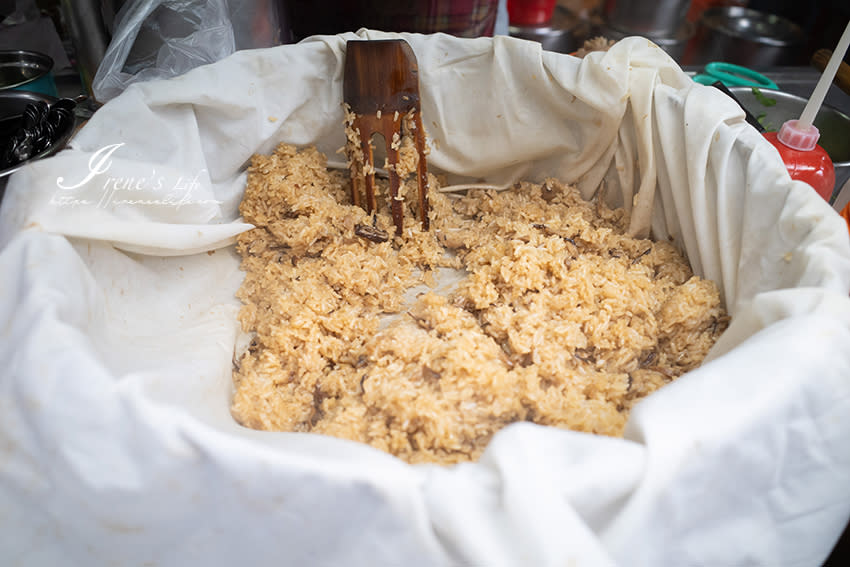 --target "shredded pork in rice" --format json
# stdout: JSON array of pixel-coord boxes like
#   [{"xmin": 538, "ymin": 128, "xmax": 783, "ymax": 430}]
[{"xmin": 231, "ymin": 143, "xmax": 728, "ymax": 465}]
